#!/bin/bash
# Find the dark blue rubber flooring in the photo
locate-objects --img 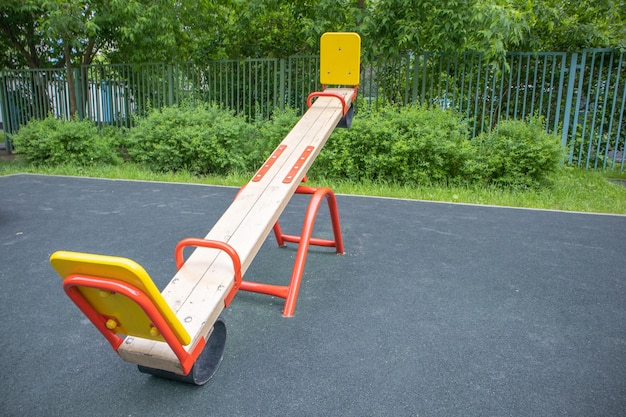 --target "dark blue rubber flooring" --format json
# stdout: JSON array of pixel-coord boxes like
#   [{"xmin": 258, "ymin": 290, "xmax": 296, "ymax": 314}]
[{"xmin": 1, "ymin": 174, "xmax": 625, "ymax": 417}]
